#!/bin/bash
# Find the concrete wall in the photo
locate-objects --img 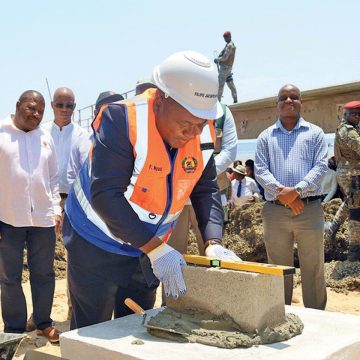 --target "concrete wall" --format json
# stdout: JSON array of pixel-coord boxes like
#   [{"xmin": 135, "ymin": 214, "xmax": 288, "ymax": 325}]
[{"xmin": 229, "ymin": 81, "xmax": 360, "ymax": 139}]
